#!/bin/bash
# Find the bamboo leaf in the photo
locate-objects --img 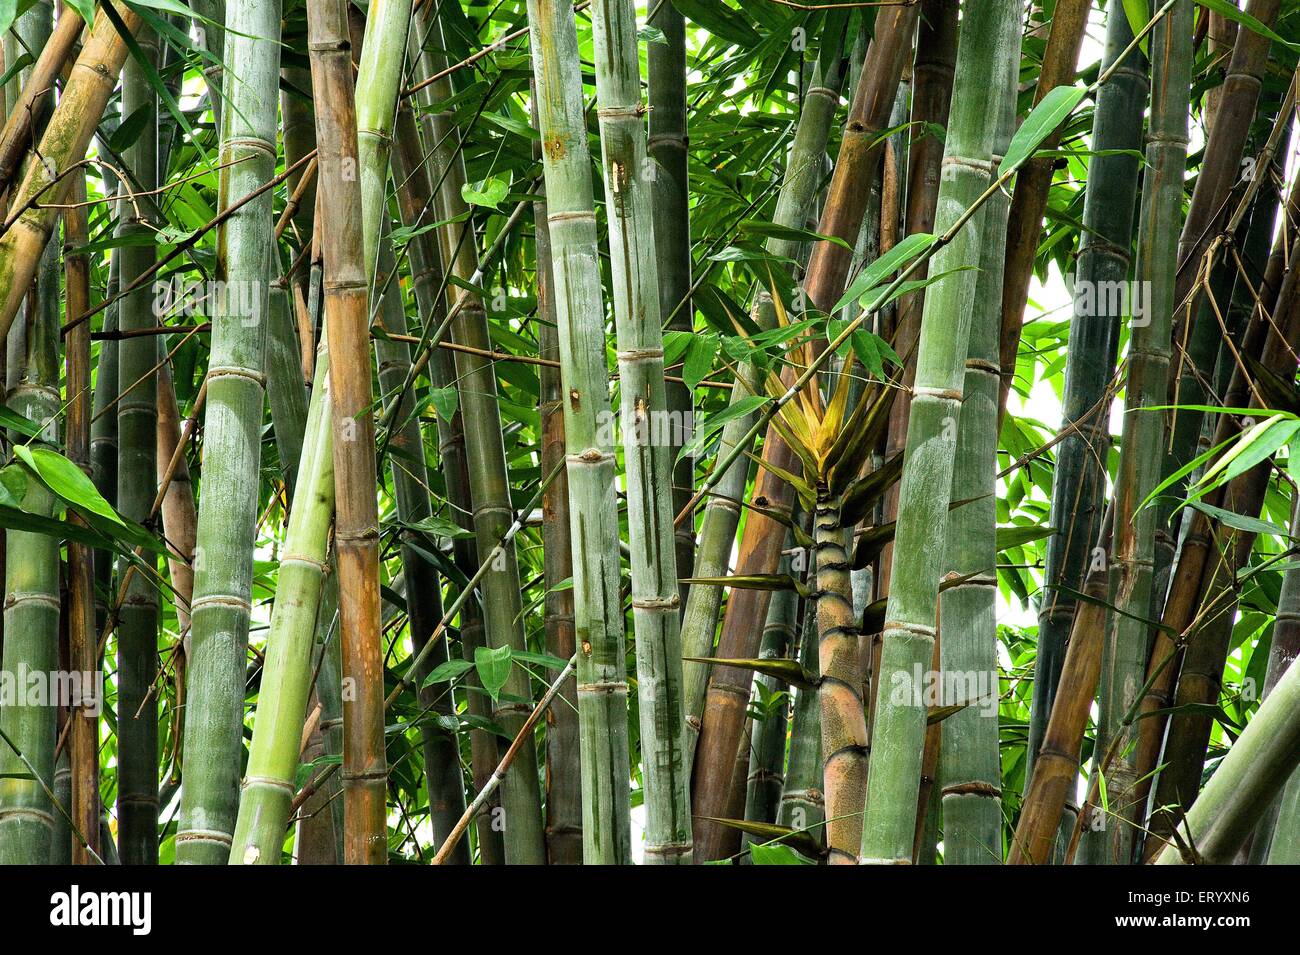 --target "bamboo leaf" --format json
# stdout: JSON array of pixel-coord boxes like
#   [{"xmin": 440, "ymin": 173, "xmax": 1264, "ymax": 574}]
[
  {"xmin": 833, "ymin": 232, "xmax": 936, "ymax": 312},
  {"xmin": 695, "ymin": 816, "xmax": 825, "ymax": 860},
  {"xmin": 473, "ymin": 645, "xmax": 513, "ymax": 702},
  {"xmin": 14, "ymin": 445, "xmax": 125, "ymax": 527},
  {"xmin": 1000, "ymin": 86, "xmax": 1087, "ymax": 175},
  {"xmin": 421, "ymin": 659, "xmax": 475, "ymax": 687},
  {"xmin": 683, "ymin": 656, "xmax": 819, "ymax": 691}
]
